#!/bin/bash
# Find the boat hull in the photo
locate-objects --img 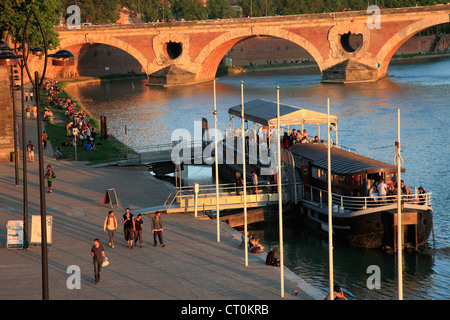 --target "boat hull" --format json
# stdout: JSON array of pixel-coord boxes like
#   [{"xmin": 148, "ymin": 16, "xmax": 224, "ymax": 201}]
[{"xmin": 299, "ymin": 202, "xmax": 433, "ymax": 249}]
